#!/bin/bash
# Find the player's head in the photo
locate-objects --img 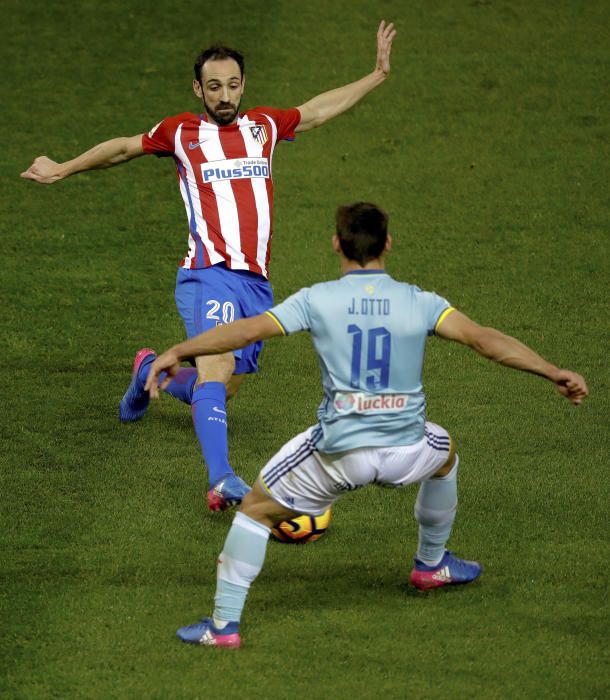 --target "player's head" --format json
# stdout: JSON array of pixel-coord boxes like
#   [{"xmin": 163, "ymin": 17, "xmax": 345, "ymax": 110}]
[
  {"xmin": 193, "ymin": 46, "xmax": 245, "ymax": 126},
  {"xmin": 334, "ymin": 202, "xmax": 390, "ymax": 266}
]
